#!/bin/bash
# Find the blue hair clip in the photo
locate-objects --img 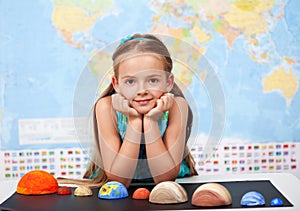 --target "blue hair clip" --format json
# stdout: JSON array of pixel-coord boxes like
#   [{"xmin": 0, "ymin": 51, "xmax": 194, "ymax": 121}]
[
  {"xmin": 120, "ymin": 35, "xmax": 151, "ymax": 44},
  {"xmin": 120, "ymin": 35, "xmax": 132, "ymax": 44}
]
